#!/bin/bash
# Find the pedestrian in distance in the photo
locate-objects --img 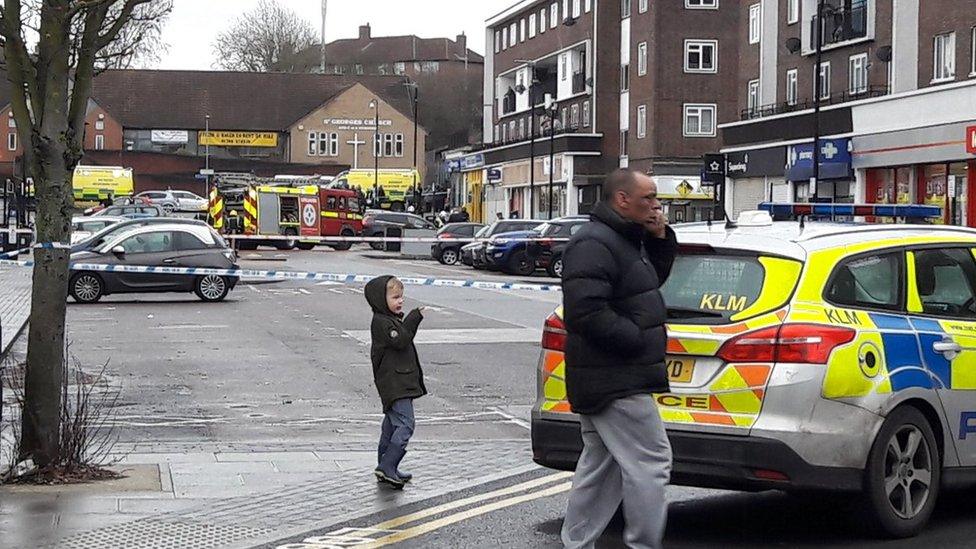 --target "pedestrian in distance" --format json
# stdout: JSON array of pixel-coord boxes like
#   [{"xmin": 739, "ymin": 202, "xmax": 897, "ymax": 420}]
[
  {"xmin": 560, "ymin": 168, "xmax": 678, "ymax": 549},
  {"xmin": 364, "ymin": 275, "xmax": 428, "ymax": 490},
  {"xmin": 447, "ymin": 207, "xmax": 465, "ymax": 224},
  {"xmin": 496, "ymin": 212, "xmax": 504, "ymax": 221},
  {"xmin": 459, "ymin": 207, "xmax": 470, "ymax": 222}
]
